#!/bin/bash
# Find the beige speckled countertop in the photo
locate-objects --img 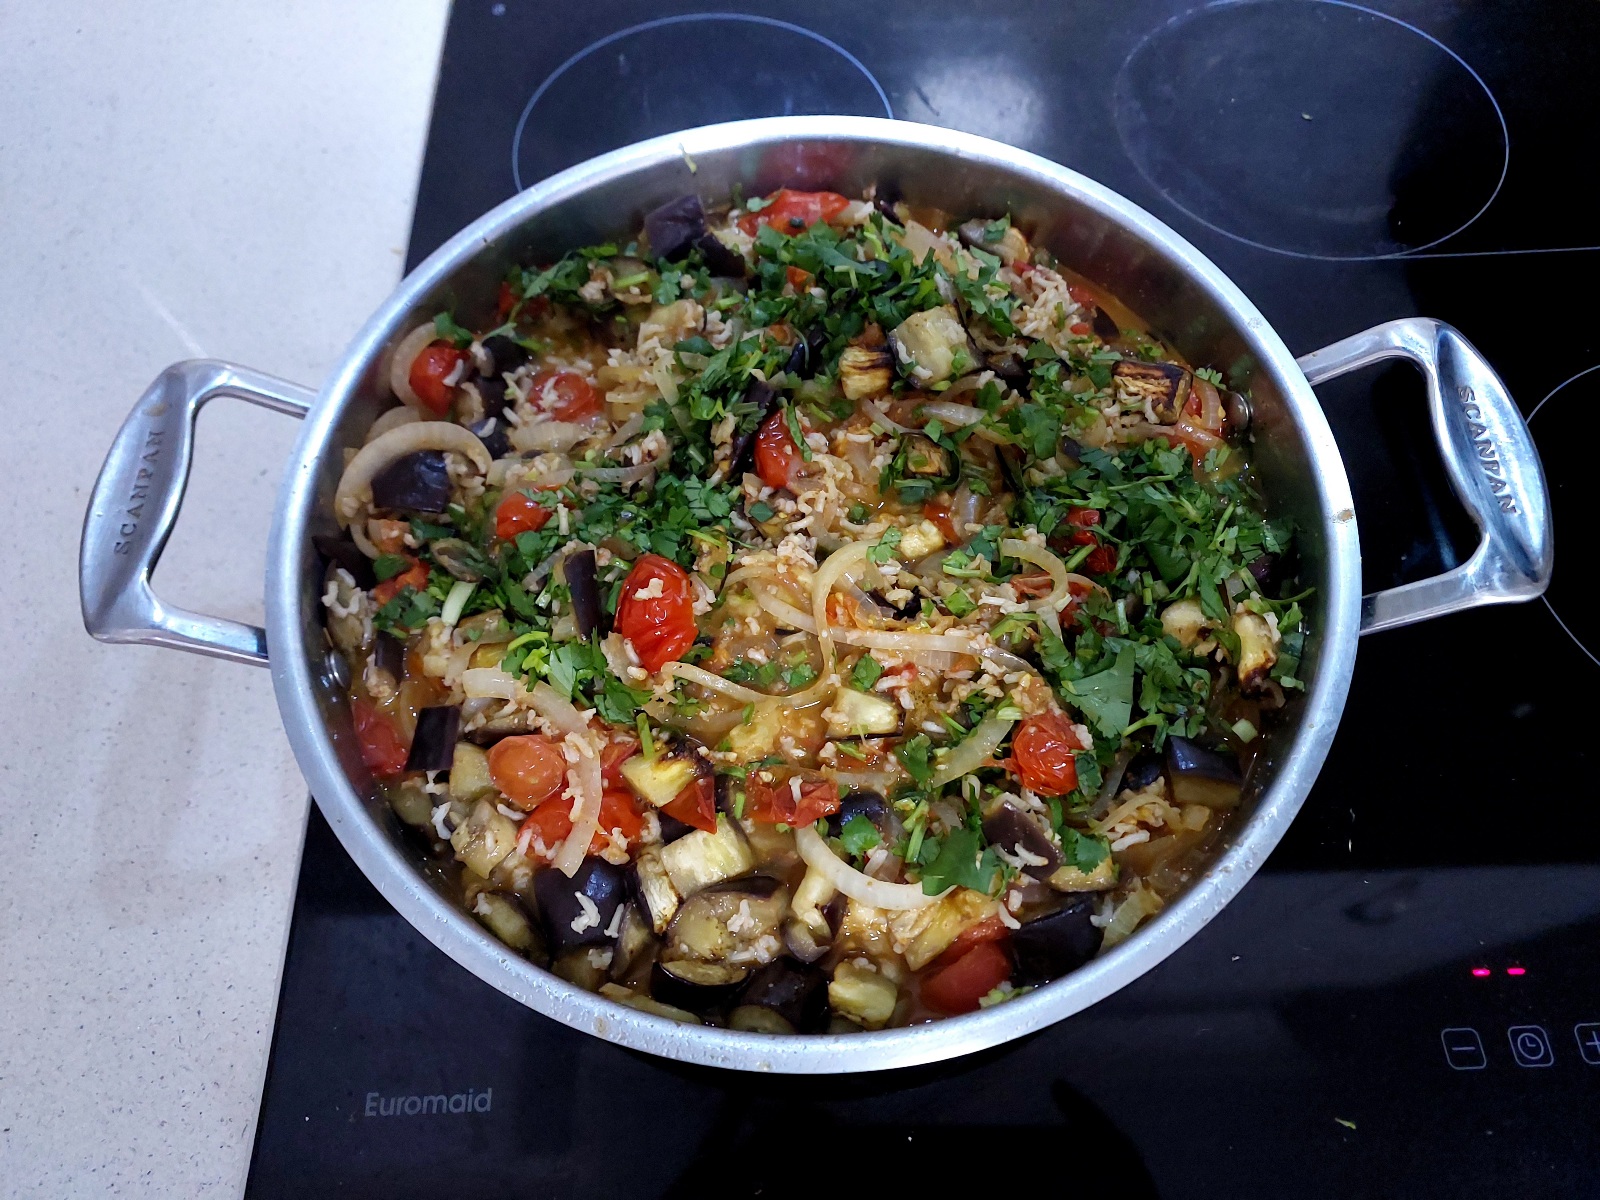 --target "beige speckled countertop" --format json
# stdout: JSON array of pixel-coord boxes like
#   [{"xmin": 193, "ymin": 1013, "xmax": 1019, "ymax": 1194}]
[{"xmin": 0, "ymin": 3, "xmax": 447, "ymax": 1194}]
